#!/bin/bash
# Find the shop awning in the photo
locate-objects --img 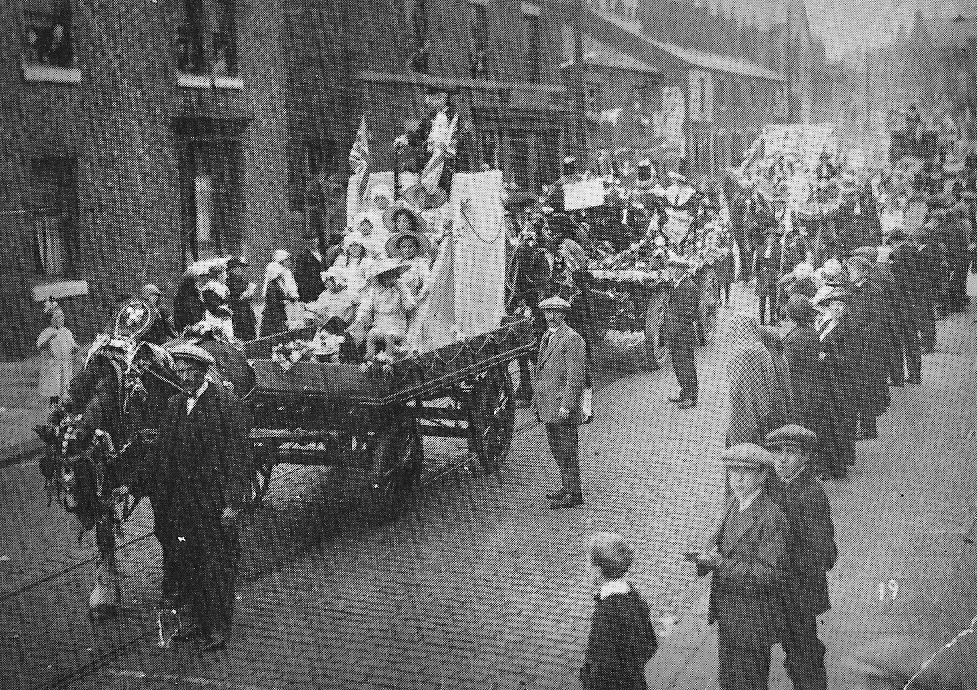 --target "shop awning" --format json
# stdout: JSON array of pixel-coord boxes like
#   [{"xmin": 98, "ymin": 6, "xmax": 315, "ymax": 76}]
[
  {"xmin": 587, "ymin": 7, "xmax": 784, "ymax": 82},
  {"xmin": 581, "ymin": 34, "xmax": 662, "ymax": 75}
]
